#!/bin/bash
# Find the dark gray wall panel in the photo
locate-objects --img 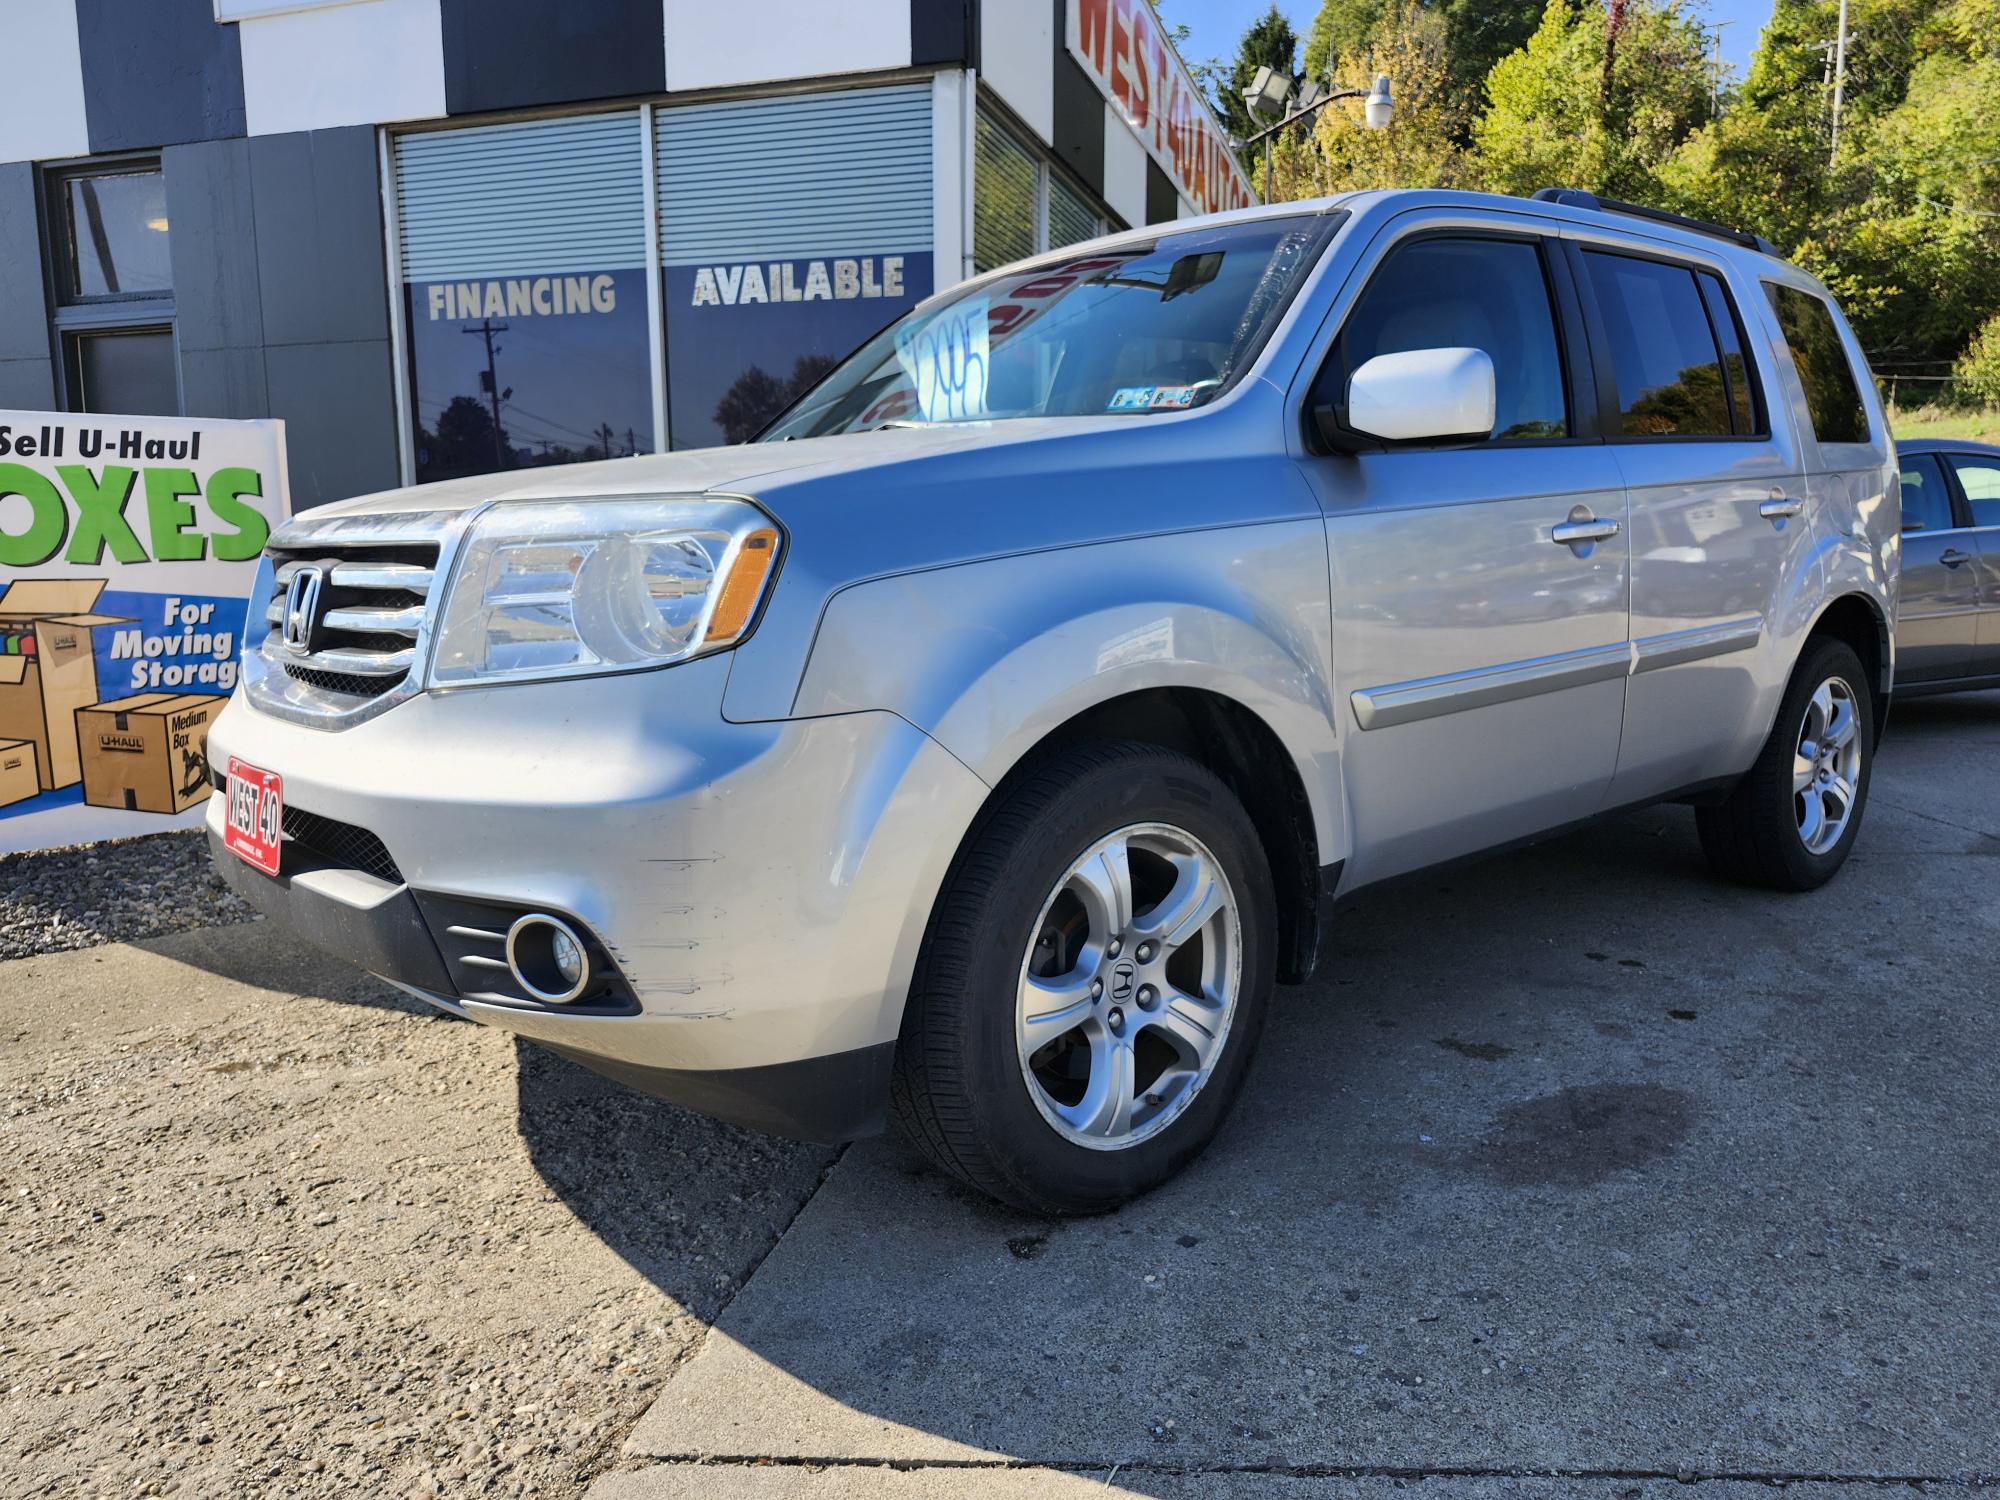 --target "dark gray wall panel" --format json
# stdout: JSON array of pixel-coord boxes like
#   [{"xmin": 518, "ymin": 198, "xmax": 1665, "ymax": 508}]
[
  {"xmin": 265, "ymin": 341, "xmax": 399, "ymax": 508},
  {"xmin": 0, "ymin": 360, "xmax": 57, "ymax": 410},
  {"xmin": 911, "ymin": 0, "xmax": 976, "ymax": 65},
  {"xmin": 248, "ymin": 128, "xmax": 388, "ymax": 348},
  {"xmin": 165, "ymin": 139, "xmax": 263, "ymax": 354},
  {"xmin": 77, "ymin": 0, "xmax": 246, "ymax": 152},
  {"xmin": 0, "ymin": 162, "xmax": 51, "ymax": 363},
  {"xmin": 0, "ymin": 163, "xmax": 55, "ymax": 407},
  {"xmin": 179, "ymin": 344, "xmax": 268, "ymax": 419},
  {"xmin": 1145, "ymin": 159, "xmax": 1176, "ymax": 225},
  {"xmin": 1051, "ymin": 9, "xmax": 1104, "ymax": 197},
  {"xmin": 441, "ymin": 0, "xmax": 664, "ymax": 115}
]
